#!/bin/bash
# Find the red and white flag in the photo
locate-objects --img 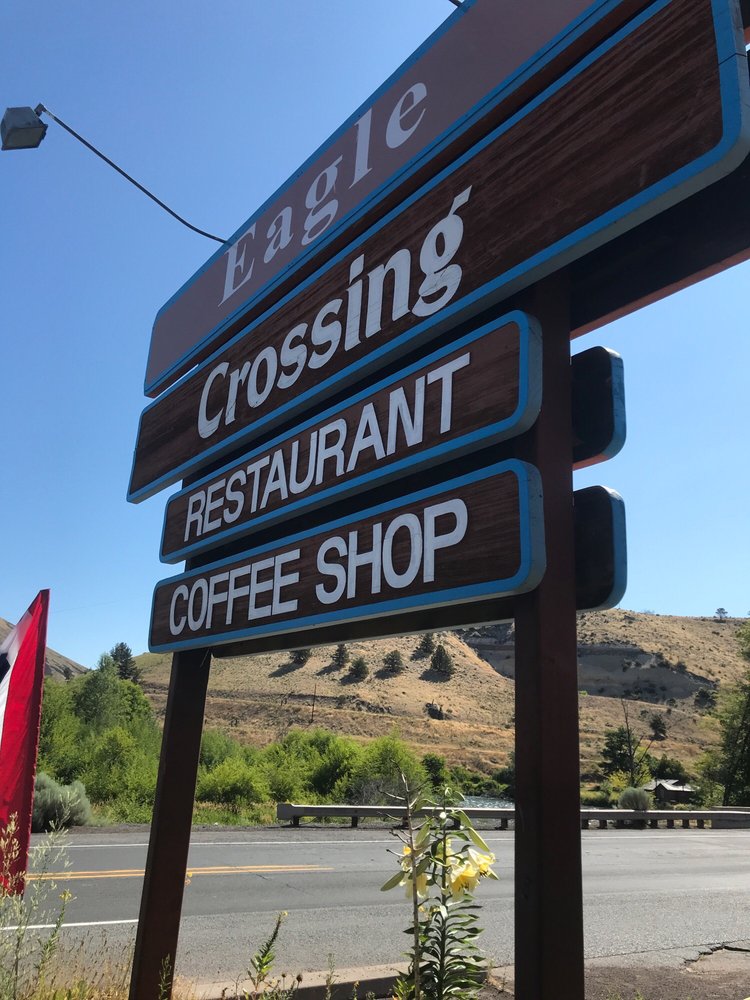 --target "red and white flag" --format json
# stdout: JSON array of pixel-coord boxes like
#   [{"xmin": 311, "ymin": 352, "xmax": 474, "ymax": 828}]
[{"xmin": 0, "ymin": 590, "xmax": 50, "ymax": 894}]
